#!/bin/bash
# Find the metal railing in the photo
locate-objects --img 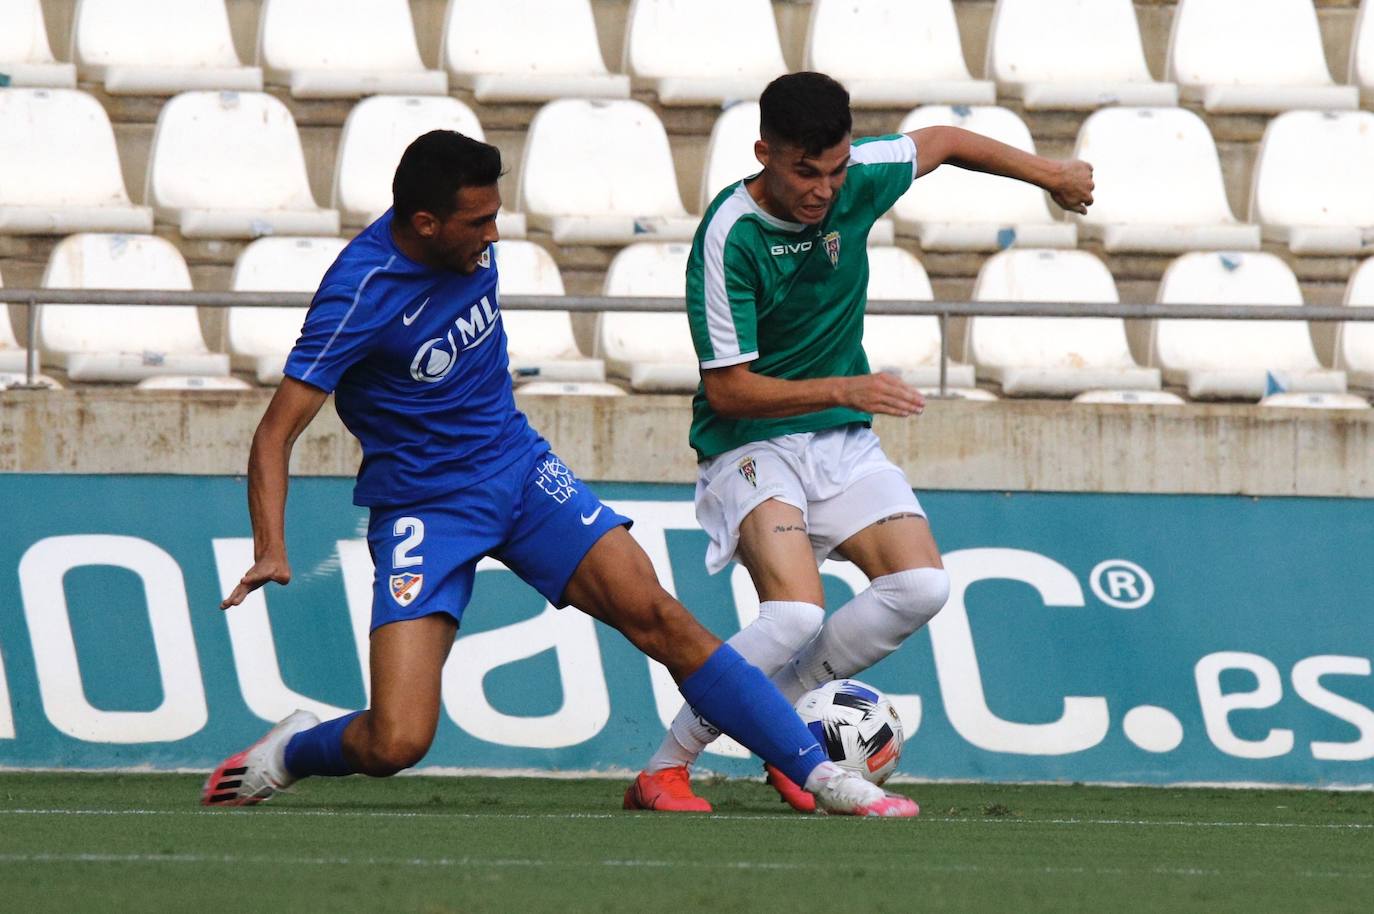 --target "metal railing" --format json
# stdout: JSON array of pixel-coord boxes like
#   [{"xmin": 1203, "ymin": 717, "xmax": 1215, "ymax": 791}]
[{"xmin": 3, "ymin": 289, "xmax": 1371, "ymax": 396}]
